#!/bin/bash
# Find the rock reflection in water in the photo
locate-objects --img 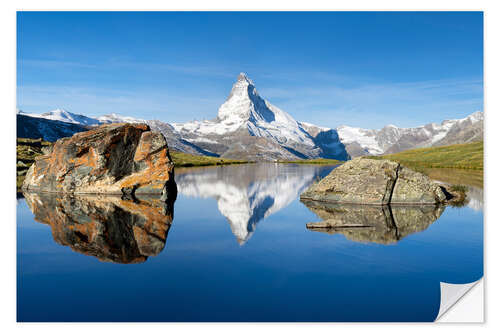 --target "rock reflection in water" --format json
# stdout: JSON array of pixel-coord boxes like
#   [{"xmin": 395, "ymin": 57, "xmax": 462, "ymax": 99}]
[
  {"xmin": 302, "ymin": 200, "xmax": 445, "ymax": 244},
  {"xmin": 23, "ymin": 192, "xmax": 176, "ymax": 263},
  {"xmin": 175, "ymin": 163, "xmax": 335, "ymax": 244}
]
